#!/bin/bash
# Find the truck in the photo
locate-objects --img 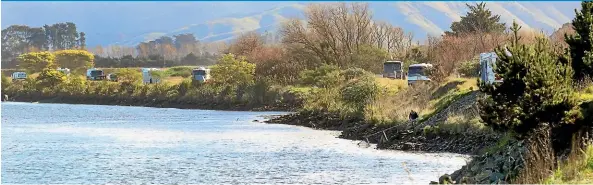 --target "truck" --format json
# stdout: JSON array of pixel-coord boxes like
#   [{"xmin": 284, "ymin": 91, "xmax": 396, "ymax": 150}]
[
  {"xmin": 192, "ymin": 67, "xmax": 211, "ymax": 83},
  {"xmin": 479, "ymin": 52, "xmax": 503, "ymax": 85},
  {"xmin": 142, "ymin": 68, "xmax": 162, "ymax": 84},
  {"xmin": 11, "ymin": 72, "xmax": 27, "ymax": 81},
  {"xmin": 407, "ymin": 63, "xmax": 433, "ymax": 86},
  {"xmin": 382, "ymin": 61, "xmax": 404, "ymax": 79},
  {"xmin": 86, "ymin": 68, "xmax": 106, "ymax": 80}
]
